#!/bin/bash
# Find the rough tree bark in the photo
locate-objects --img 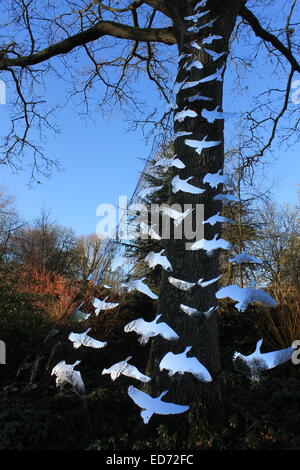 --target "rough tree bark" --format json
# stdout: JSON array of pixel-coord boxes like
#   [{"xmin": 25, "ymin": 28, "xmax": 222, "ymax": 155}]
[{"xmin": 147, "ymin": 0, "xmax": 244, "ymax": 432}]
